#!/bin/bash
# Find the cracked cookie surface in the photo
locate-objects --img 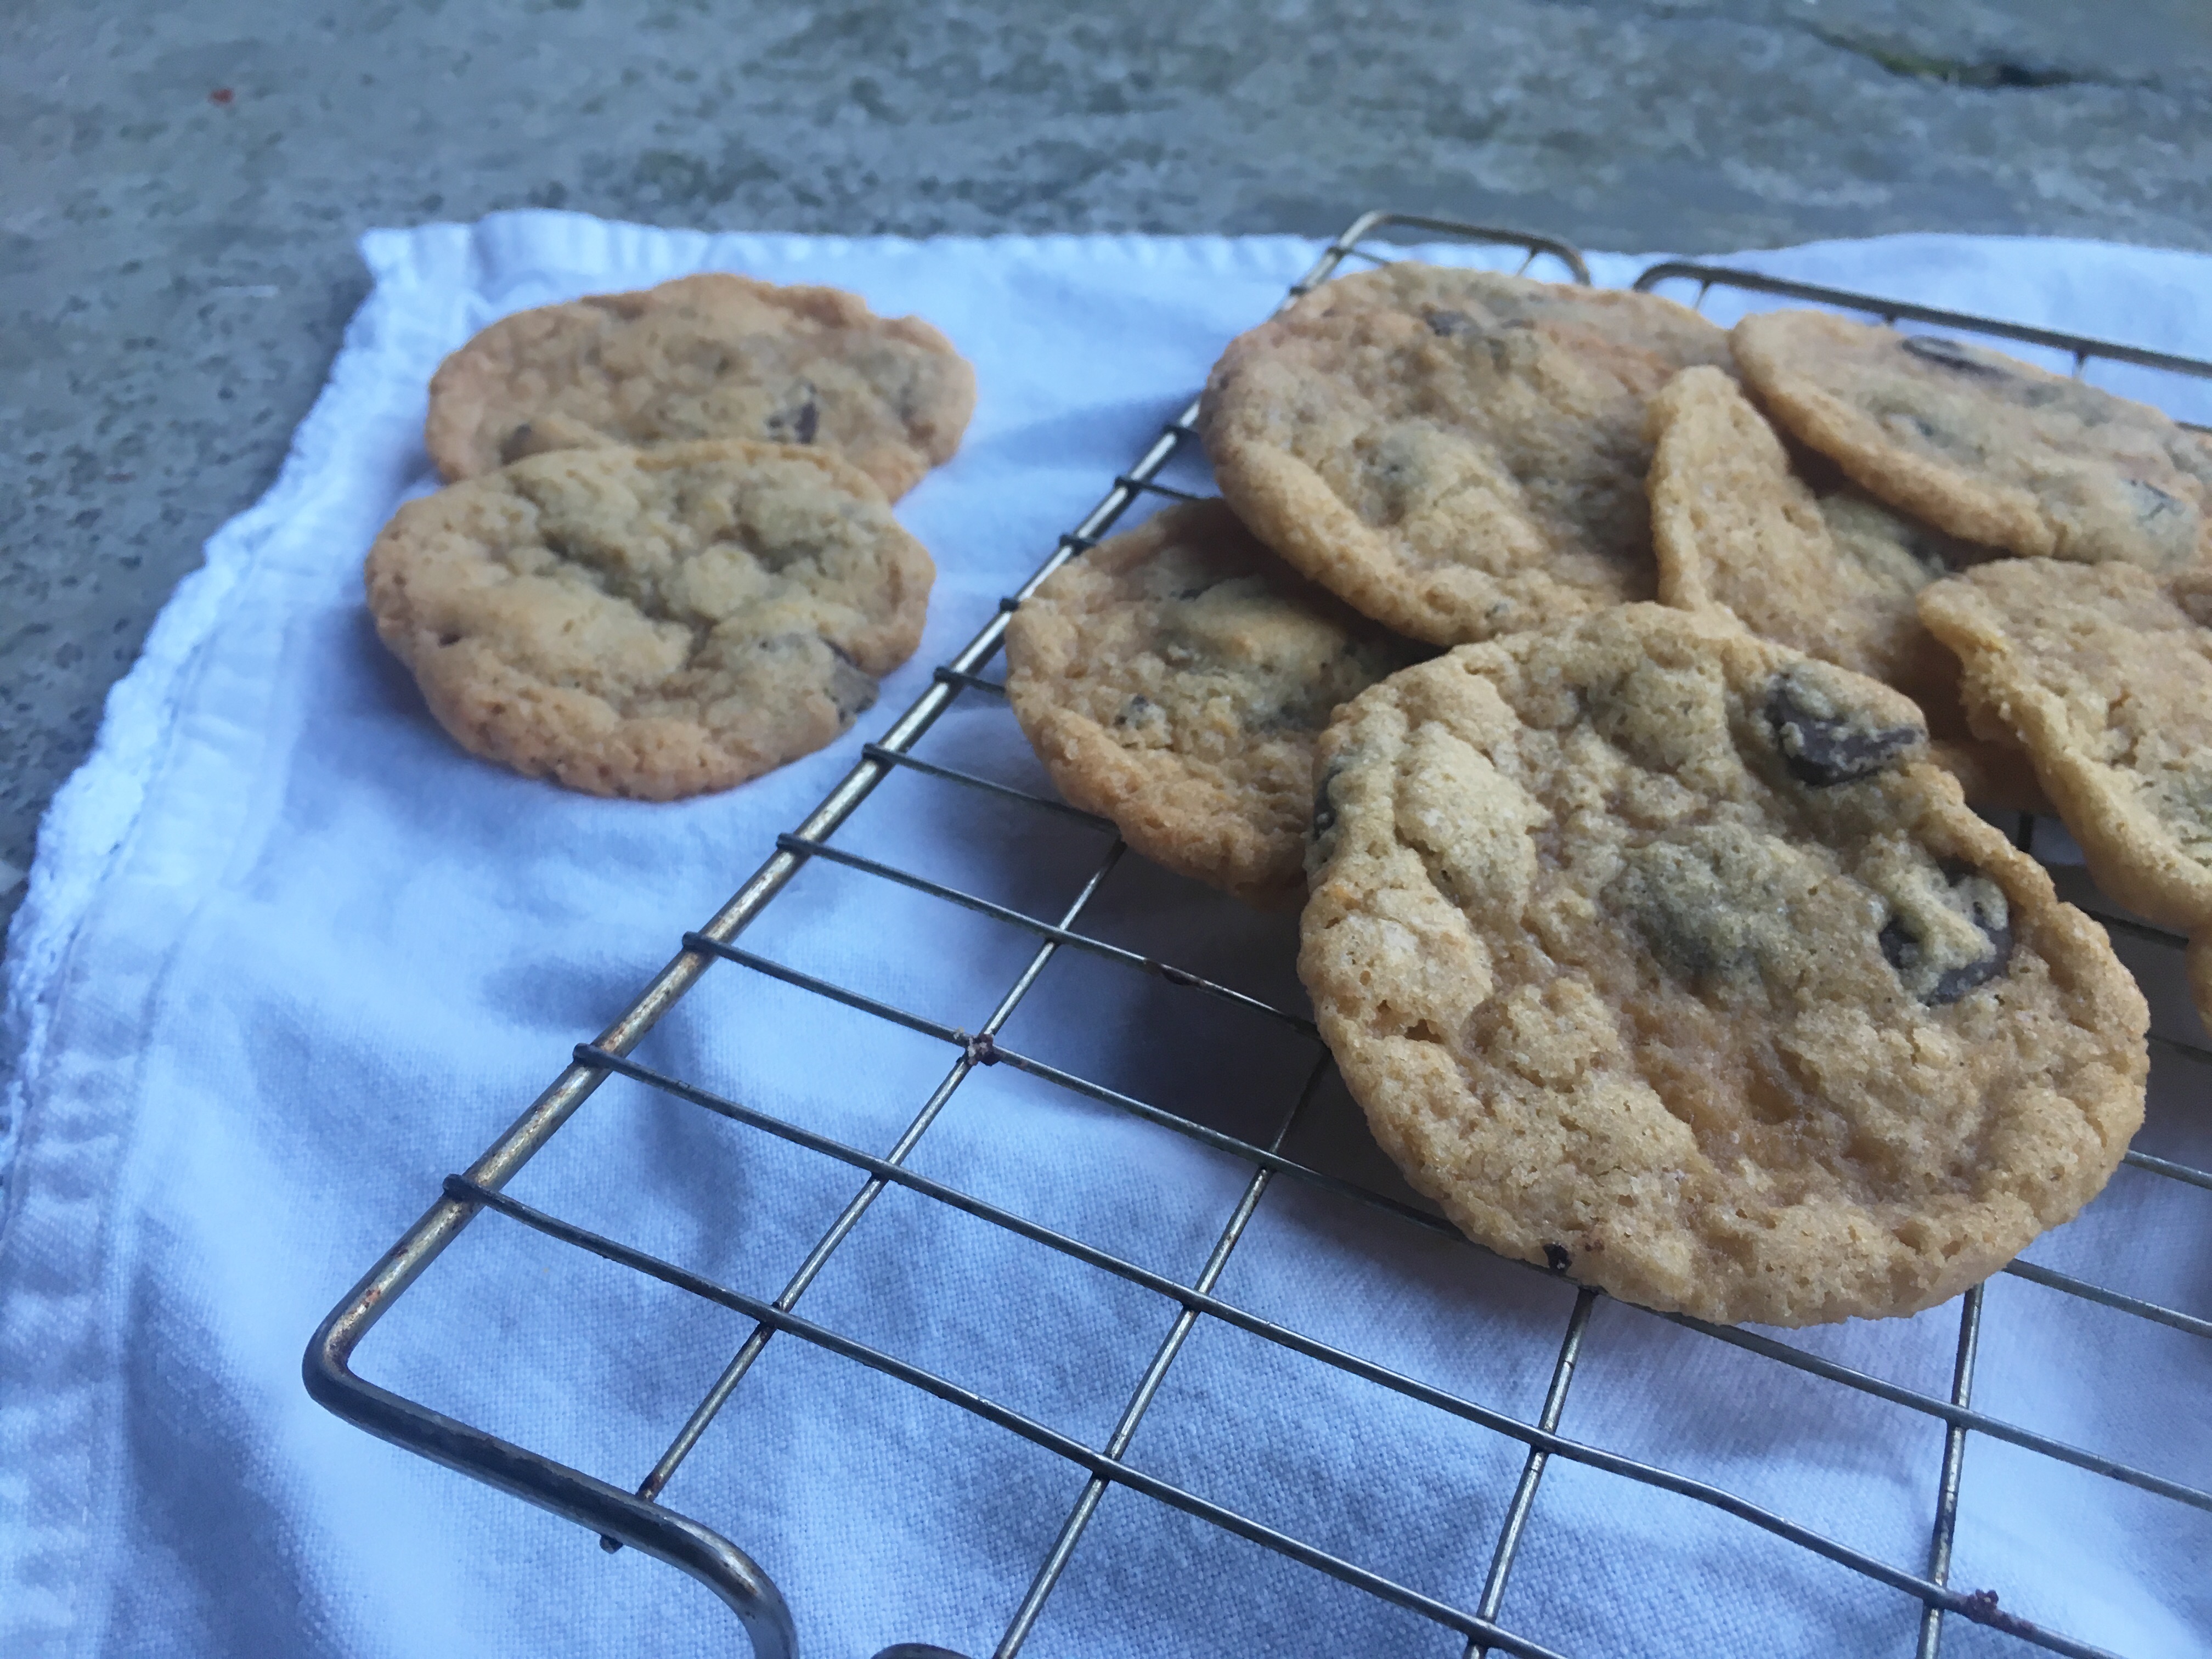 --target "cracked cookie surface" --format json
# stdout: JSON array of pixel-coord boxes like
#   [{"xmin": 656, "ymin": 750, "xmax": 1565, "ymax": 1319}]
[
  {"xmin": 1300, "ymin": 604, "xmax": 2145, "ymax": 1326},
  {"xmin": 1733, "ymin": 309, "xmax": 2212, "ymax": 571},
  {"xmin": 1918, "ymin": 559, "xmax": 2212, "ymax": 933},
  {"xmin": 1004, "ymin": 500, "xmax": 1419, "ymax": 904},
  {"xmin": 425, "ymin": 273, "xmax": 976, "ymax": 500},
  {"xmin": 365, "ymin": 440, "xmax": 933, "ymax": 799},
  {"xmin": 1199, "ymin": 297, "xmax": 1668, "ymax": 645}
]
